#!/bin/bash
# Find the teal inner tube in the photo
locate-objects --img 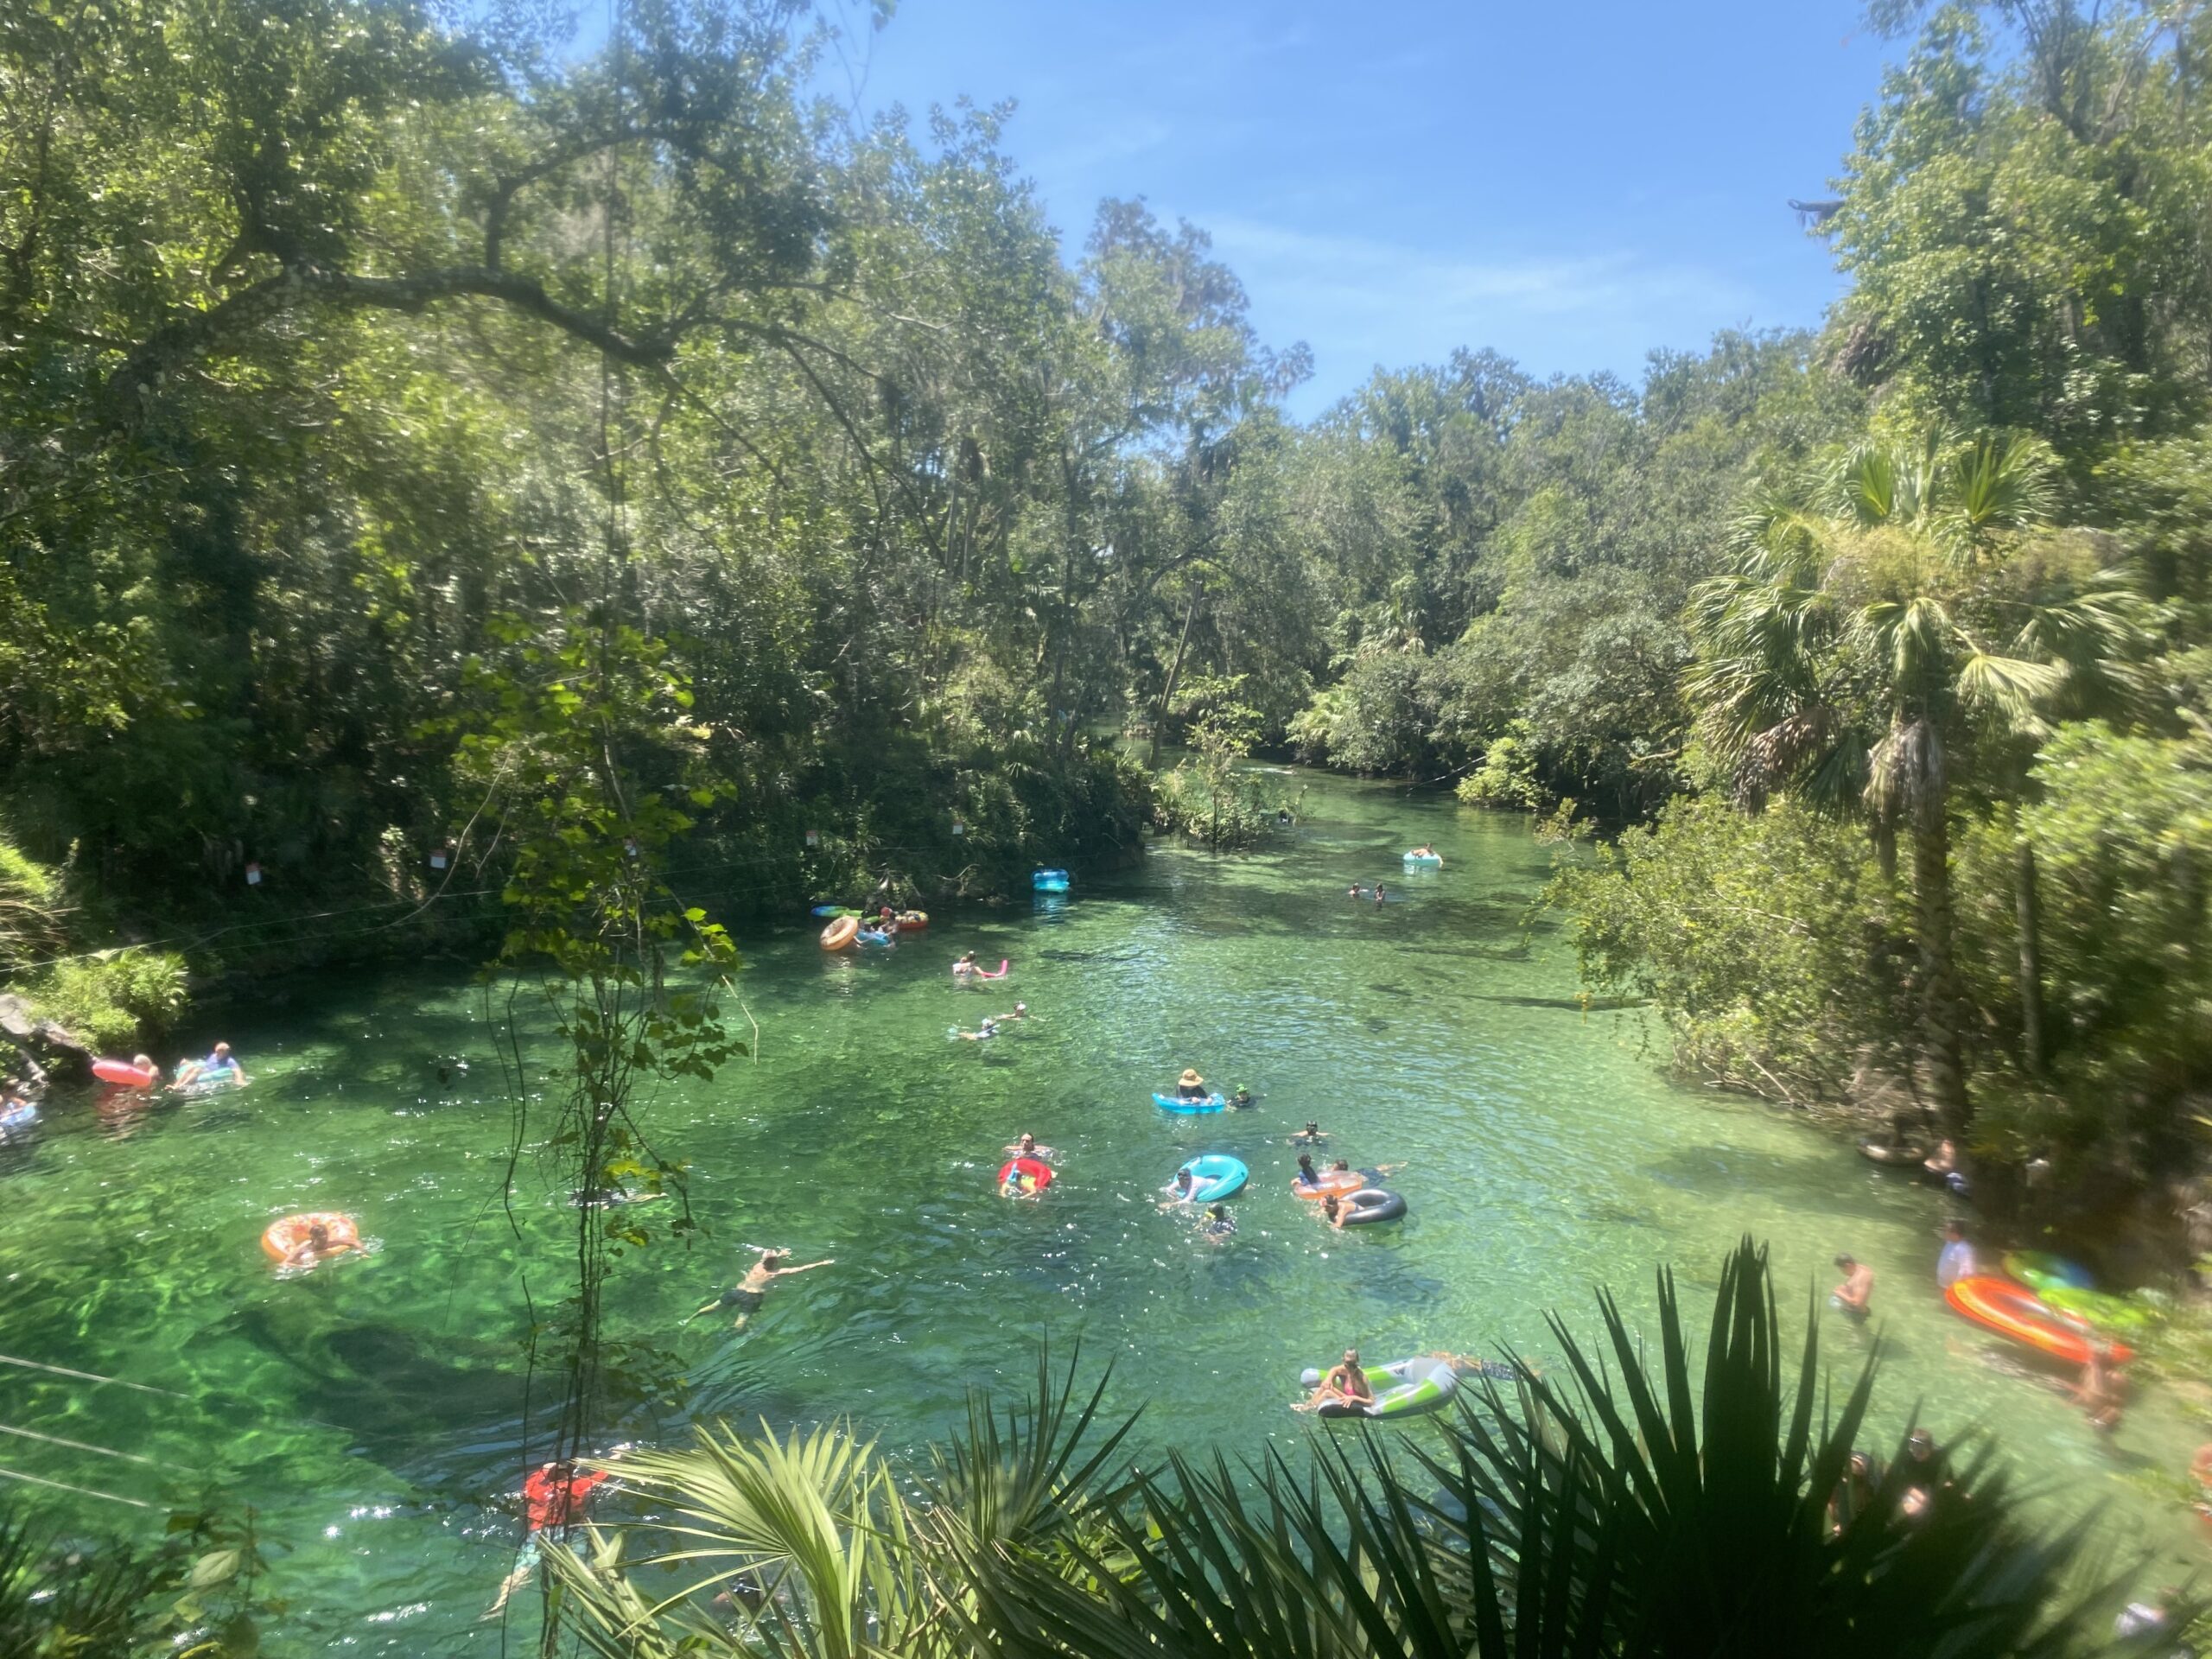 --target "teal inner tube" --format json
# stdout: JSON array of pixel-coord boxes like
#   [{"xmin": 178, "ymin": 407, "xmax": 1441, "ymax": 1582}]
[
  {"xmin": 1299, "ymin": 1355, "xmax": 1458, "ymax": 1420},
  {"xmin": 1032, "ymin": 869, "xmax": 1070, "ymax": 892},
  {"xmin": 855, "ymin": 928, "xmax": 893, "ymax": 947},
  {"xmin": 1337, "ymin": 1188, "xmax": 1406, "ymax": 1225},
  {"xmin": 1402, "ymin": 851, "xmax": 1442, "ymax": 868},
  {"xmin": 1154, "ymin": 1091, "xmax": 1227, "ymax": 1115},
  {"xmin": 1174, "ymin": 1154, "xmax": 1248, "ymax": 1201}
]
